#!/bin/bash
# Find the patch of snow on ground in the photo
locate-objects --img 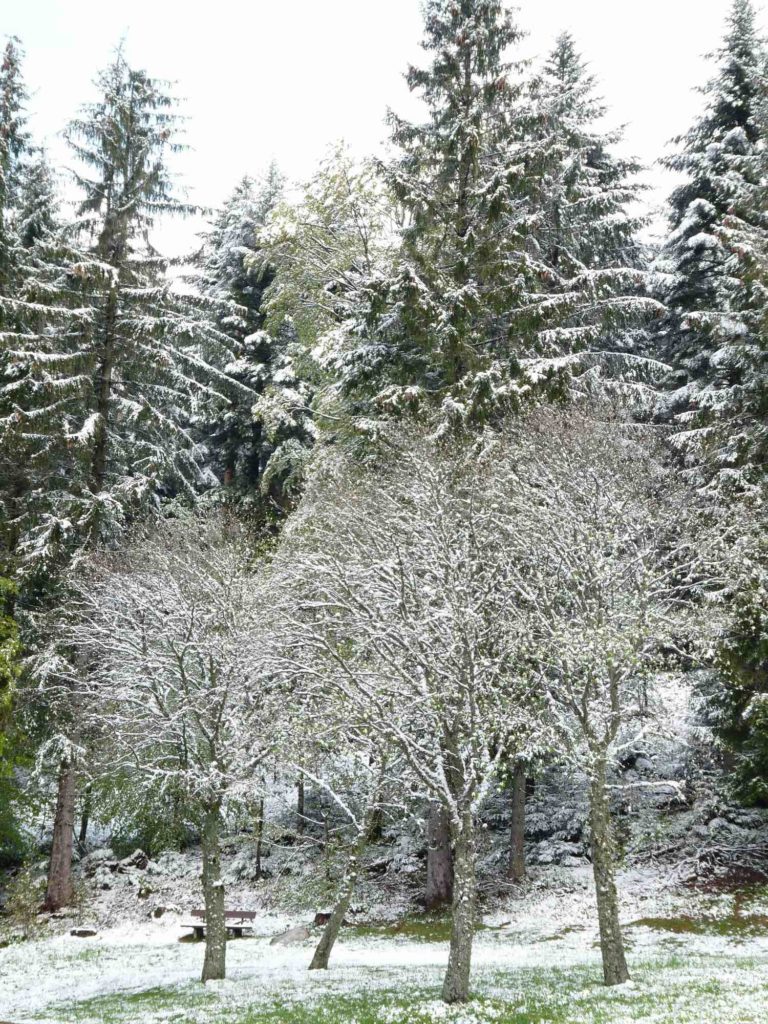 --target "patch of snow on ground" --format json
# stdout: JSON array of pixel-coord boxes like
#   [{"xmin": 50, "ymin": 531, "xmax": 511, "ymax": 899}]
[{"xmin": 3, "ymin": 867, "xmax": 768, "ymax": 1023}]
